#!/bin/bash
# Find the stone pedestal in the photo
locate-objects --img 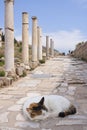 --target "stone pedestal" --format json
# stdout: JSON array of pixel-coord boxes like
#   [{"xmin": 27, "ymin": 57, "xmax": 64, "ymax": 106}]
[
  {"xmin": 22, "ymin": 12, "xmax": 29, "ymax": 66},
  {"xmin": 31, "ymin": 16, "xmax": 38, "ymax": 68},
  {"xmin": 4, "ymin": 0, "xmax": 15, "ymax": 73},
  {"xmin": 37, "ymin": 26, "xmax": 42, "ymax": 61},
  {"xmin": 46, "ymin": 36, "xmax": 49, "ymax": 59},
  {"xmin": 50, "ymin": 39, "xmax": 54, "ymax": 57}
]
